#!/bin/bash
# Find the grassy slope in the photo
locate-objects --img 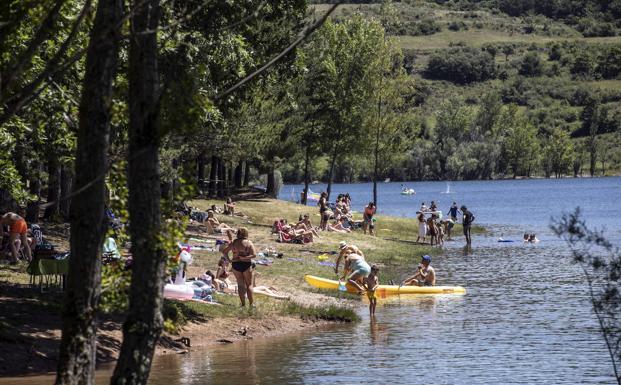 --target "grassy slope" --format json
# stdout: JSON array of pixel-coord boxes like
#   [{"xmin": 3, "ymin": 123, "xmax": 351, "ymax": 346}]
[
  {"xmin": 188, "ymin": 197, "xmax": 482, "ymax": 286},
  {"xmin": 312, "ymin": 2, "xmax": 621, "ymax": 174}
]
